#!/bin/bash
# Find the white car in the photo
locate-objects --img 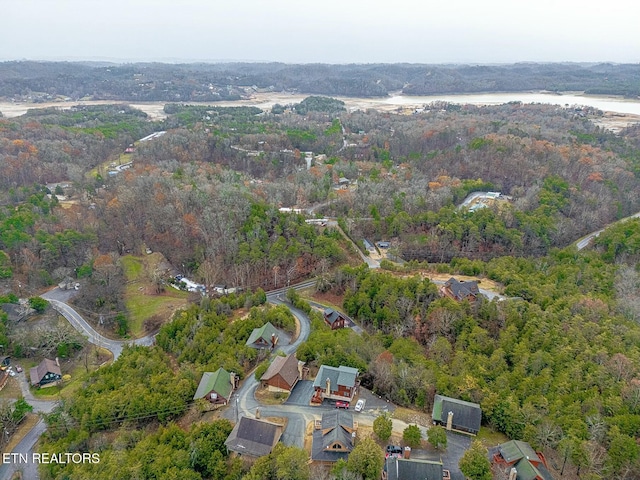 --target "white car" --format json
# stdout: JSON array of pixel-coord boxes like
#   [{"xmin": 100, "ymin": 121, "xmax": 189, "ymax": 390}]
[{"xmin": 355, "ymin": 399, "xmax": 365, "ymax": 412}]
